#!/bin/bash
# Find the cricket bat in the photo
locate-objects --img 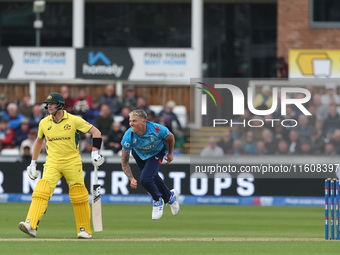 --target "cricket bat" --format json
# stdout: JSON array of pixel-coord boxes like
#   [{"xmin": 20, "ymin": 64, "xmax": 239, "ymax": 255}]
[{"xmin": 92, "ymin": 165, "xmax": 103, "ymax": 232}]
